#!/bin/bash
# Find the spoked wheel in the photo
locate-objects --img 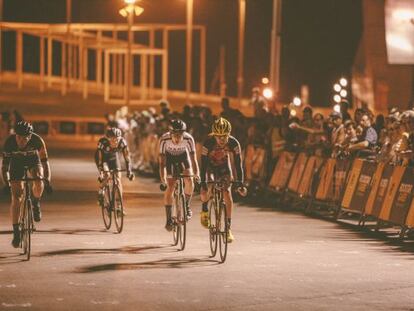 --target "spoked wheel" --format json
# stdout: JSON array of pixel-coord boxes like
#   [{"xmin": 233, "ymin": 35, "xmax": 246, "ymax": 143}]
[
  {"xmin": 113, "ymin": 186, "xmax": 124, "ymax": 233},
  {"xmin": 172, "ymin": 215, "xmax": 180, "ymax": 246},
  {"xmin": 21, "ymin": 199, "xmax": 32, "ymax": 261},
  {"xmin": 218, "ymin": 202, "xmax": 228, "ymax": 263},
  {"xmin": 101, "ymin": 186, "xmax": 112, "ymax": 230},
  {"xmin": 209, "ymin": 199, "xmax": 218, "ymax": 257},
  {"xmin": 176, "ymin": 193, "xmax": 187, "ymax": 251}
]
